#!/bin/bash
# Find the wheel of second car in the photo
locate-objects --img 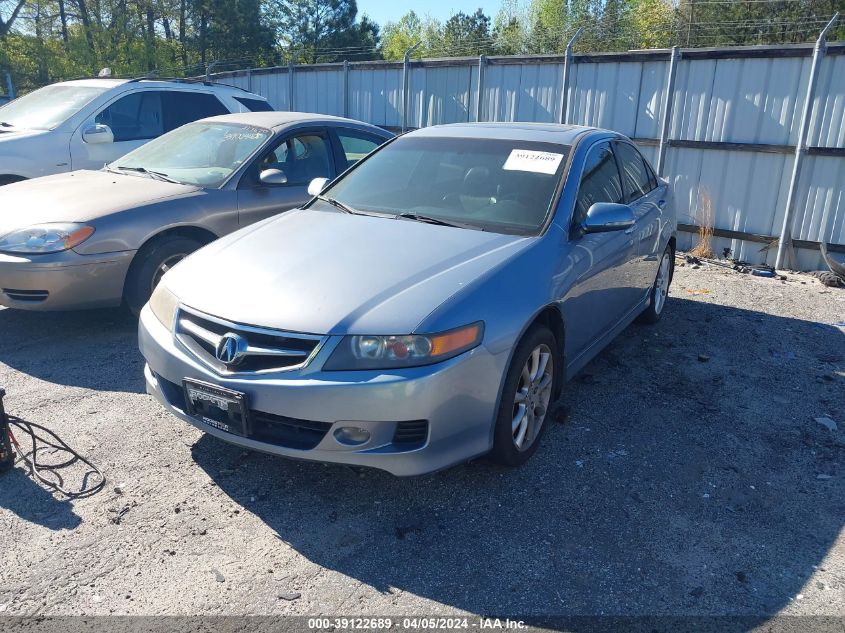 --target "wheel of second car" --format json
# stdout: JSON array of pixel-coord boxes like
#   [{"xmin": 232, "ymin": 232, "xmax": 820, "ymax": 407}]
[
  {"xmin": 124, "ymin": 235, "xmax": 204, "ymax": 315},
  {"xmin": 638, "ymin": 244, "xmax": 674, "ymax": 324},
  {"xmin": 490, "ymin": 324, "xmax": 559, "ymax": 467}
]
